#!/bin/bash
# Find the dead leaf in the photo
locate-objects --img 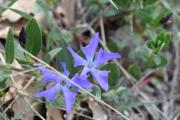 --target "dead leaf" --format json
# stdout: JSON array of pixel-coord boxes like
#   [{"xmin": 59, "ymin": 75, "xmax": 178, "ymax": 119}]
[
  {"xmin": 88, "ymin": 98, "xmax": 108, "ymax": 120},
  {"xmin": 1, "ymin": 0, "xmax": 36, "ymax": 22},
  {"xmin": 0, "ymin": 0, "xmax": 47, "ymax": 38},
  {"xmin": 0, "ymin": 26, "xmax": 10, "ymax": 38},
  {"xmin": 60, "ymin": 0, "xmax": 76, "ymax": 26},
  {"xmin": 54, "ymin": 6, "xmax": 71, "ymax": 28},
  {"xmin": 12, "ymin": 96, "xmax": 34, "ymax": 120},
  {"xmin": 47, "ymin": 108, "xmax": 64, "ymax": 120}
]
